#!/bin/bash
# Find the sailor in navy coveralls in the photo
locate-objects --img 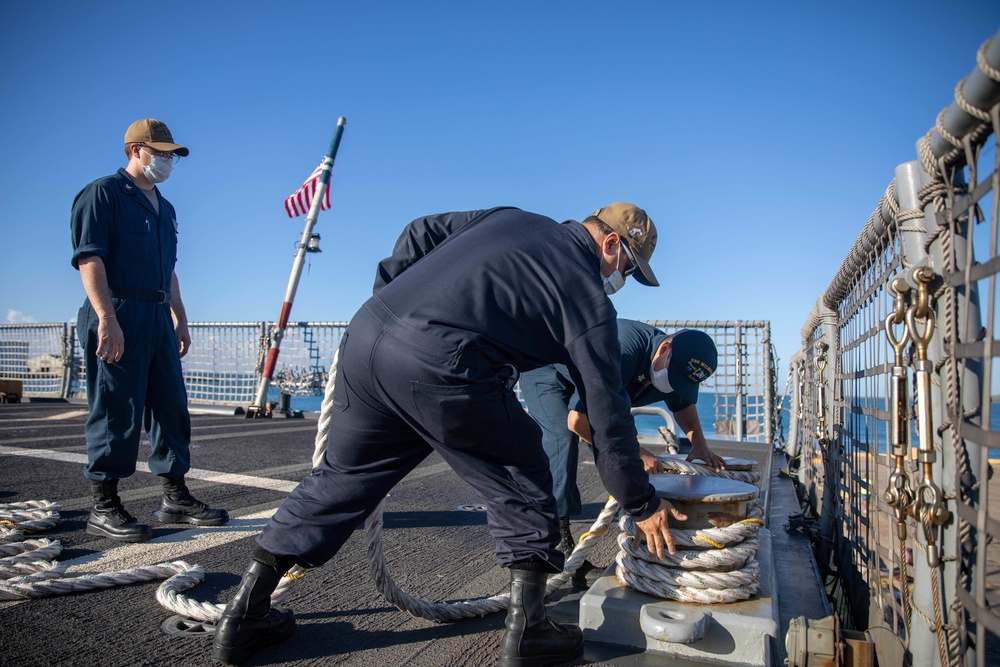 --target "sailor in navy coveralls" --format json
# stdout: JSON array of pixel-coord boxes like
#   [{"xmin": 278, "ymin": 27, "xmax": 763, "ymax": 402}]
[
  {"xmin": 213, "ymin": 203, "xmax": 688, "ymax": 667},
  {"xmin": 70, "ymin": 119, "xmax": 227, "ymax": 544},
  {"xmin": 520, "ymin": 319, "xmax": 722, "ymax": 558}
]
